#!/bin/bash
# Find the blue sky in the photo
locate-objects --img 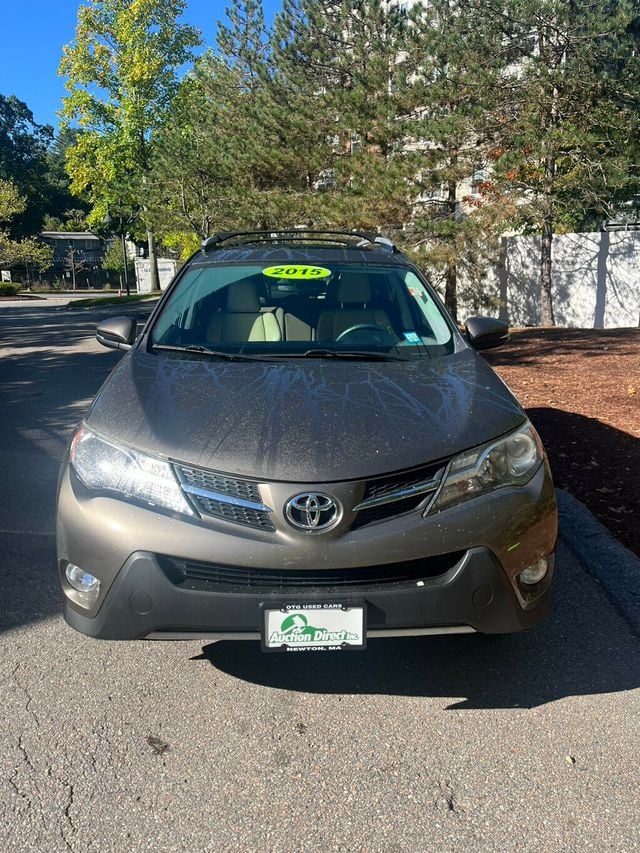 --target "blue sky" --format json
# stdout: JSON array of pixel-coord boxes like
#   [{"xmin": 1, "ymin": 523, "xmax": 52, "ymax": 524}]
[{"xmin": 0, "ymin": 0, "xmax": 281, "ymax": 133}]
